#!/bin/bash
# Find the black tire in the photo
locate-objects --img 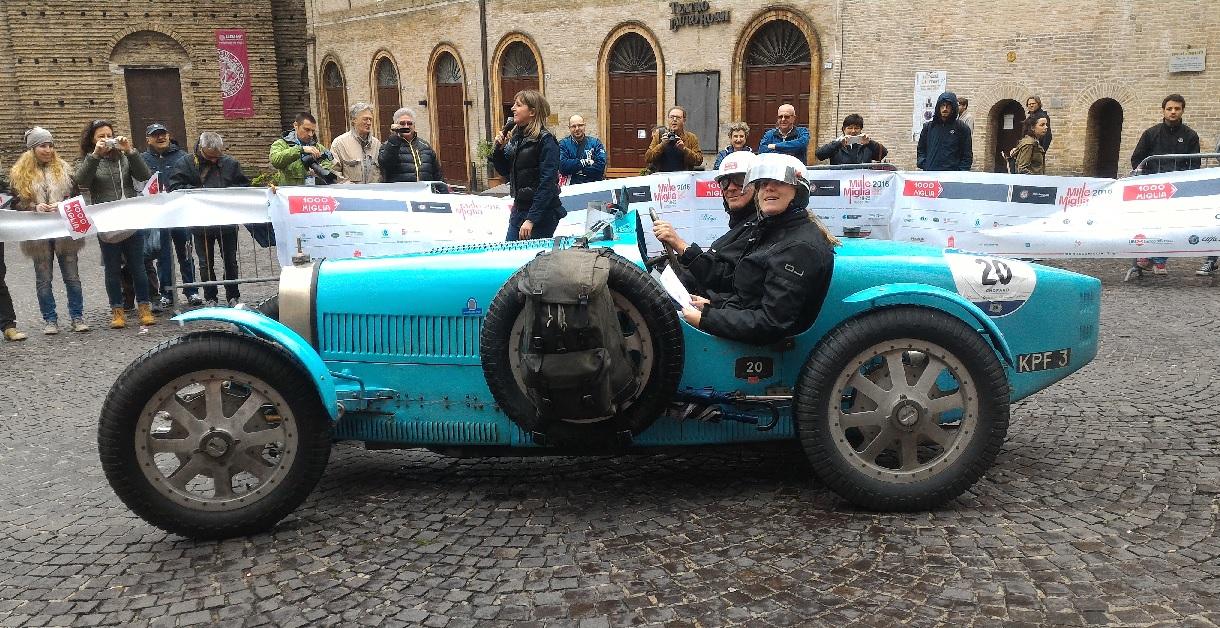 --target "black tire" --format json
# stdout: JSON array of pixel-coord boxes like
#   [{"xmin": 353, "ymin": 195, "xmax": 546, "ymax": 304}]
[
  {"xmin": 794, "ymin": 307, "xmax": 1010, "ymax": 511},
  {"xmin": 480, "ymin": 249, "xmax": 684, "ymax": 448},
  {"xmin": 255, "ymin": 294, "xmax": 279, "ymax": 320},
  {"xmin": 98, "ymin": 330, "xmax": 331, "ymax": 539}
]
